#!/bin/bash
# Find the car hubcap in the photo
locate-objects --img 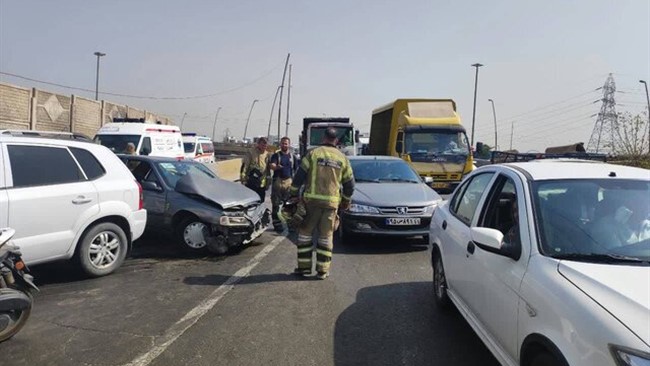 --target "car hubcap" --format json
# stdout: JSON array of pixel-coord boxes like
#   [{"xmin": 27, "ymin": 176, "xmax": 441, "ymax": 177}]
[
  {"xmin": 88, "ymin": 232, "xmax": 121, "ymax": 269},
  {"xmin": 183, "ymin": 222, "xmax": 209, "ymax": 249}
]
